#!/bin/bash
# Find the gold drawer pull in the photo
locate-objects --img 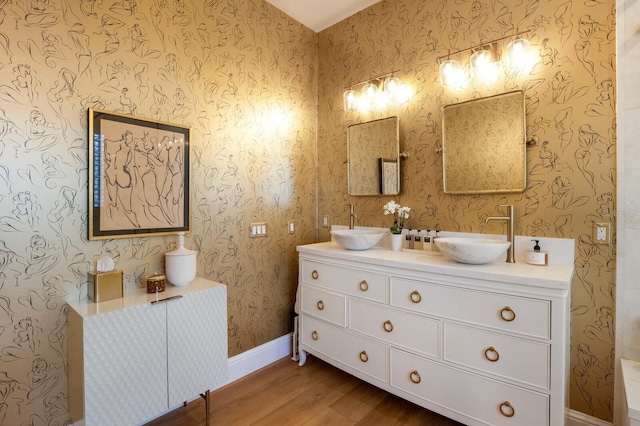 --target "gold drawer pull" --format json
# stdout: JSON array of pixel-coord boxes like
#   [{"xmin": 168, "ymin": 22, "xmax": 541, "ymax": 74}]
[
  {"xmin": 311, "ymin": 330, "xmax": 318, "ymax": 341},
  {"xmin": 311, "ymin": 270, "xmax": 319, "ymax": 280},
  {"xmin": 359, "ymin": 351, "xmax": 368, "ymax": 362},
  {"xmin": 316, "ymin": 300, "xmax": 324, "ymax": 310},
  {"xmin": 409, "ymin": 370, "xmax": 421, "ymax": 384},
  {"xmin": 484, "ymin": 346, "xmax": 500, "ymax": 362},
  {"xmin": 410, "ymin": 290, "xmax": 422, "ymax": 303},
  {"xmin": 499, "ymin": 401, "xmax": 515, "ymax": 418},
  {"xmin": 359, "ymin": 280, "xmax": 369, "ymax": 291},
  {"xmin": 383, "ymin": 320, "xmax": 393, "ymax": 332},
  {"xmin": 499, "ymin": 306, "xmax": 516, "ymax": 322}
]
